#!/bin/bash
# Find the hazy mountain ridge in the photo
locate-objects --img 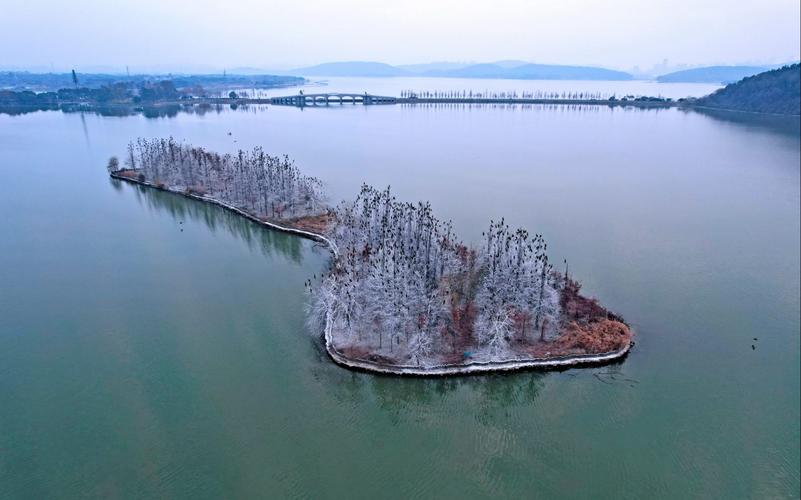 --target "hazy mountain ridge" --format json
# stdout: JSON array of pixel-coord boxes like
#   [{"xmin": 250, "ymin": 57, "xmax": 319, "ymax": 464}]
[
  {"xmin": 293, "ymin": 60, "xmax": 633, "ymax": 80},
  {"xmin": 292, "ymin": 61, "xmax": 408, "ymax": 77},
  {"xmin": 396, "ymin": 62, "xmax": 473, "ymax": 73},
  {"xmin": 693, "ymin": 64, "xmax": 800, "ymax": 115},
  {"xmin": 657, "ymin": 65, "xmax": 770, "ymax": 83},
  {"xmin": 431, "ymin": 63, "xmax": 632, "ymax": 80}
]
